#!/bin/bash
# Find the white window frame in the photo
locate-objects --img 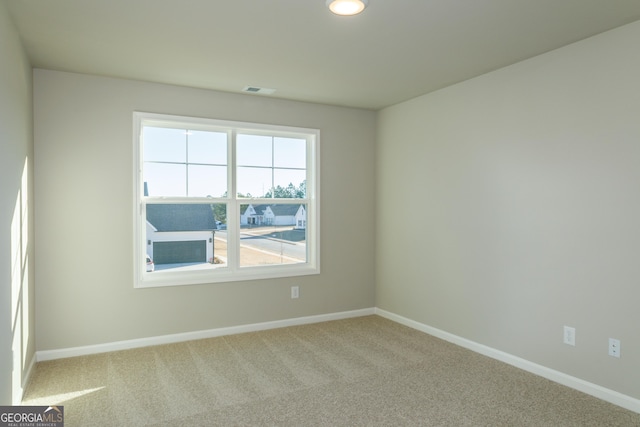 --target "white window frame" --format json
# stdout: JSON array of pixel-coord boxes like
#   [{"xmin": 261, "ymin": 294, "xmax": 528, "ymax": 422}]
[{"xmin": 133, "ymin": 112, "xmax": 320, "ymax": 288}]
